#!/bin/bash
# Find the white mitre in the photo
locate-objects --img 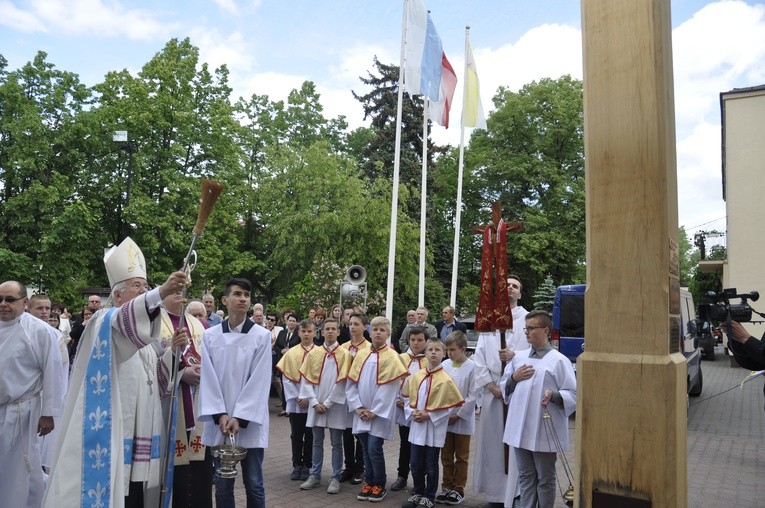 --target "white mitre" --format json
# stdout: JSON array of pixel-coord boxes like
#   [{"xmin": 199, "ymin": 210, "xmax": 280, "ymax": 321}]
[{"xmin": 104, "ymin": 236, "xmax": 147, "ymax": 288}]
